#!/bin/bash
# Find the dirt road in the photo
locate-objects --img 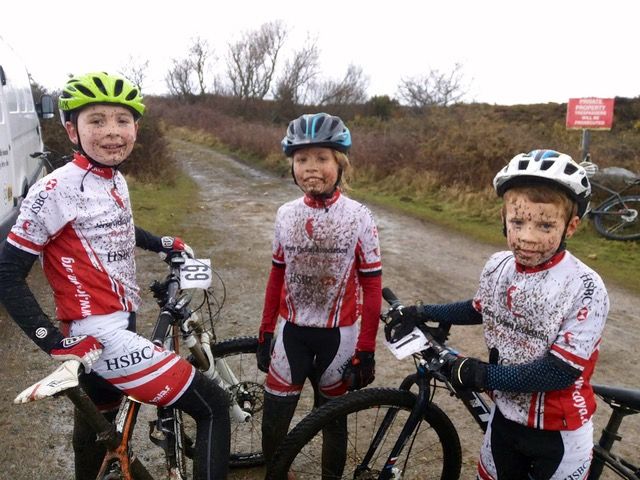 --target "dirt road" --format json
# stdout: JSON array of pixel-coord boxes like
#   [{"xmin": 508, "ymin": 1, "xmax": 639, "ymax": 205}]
[{"xmin": 1, "ymin": 138, "xmax": 638, "ymax": 478}]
